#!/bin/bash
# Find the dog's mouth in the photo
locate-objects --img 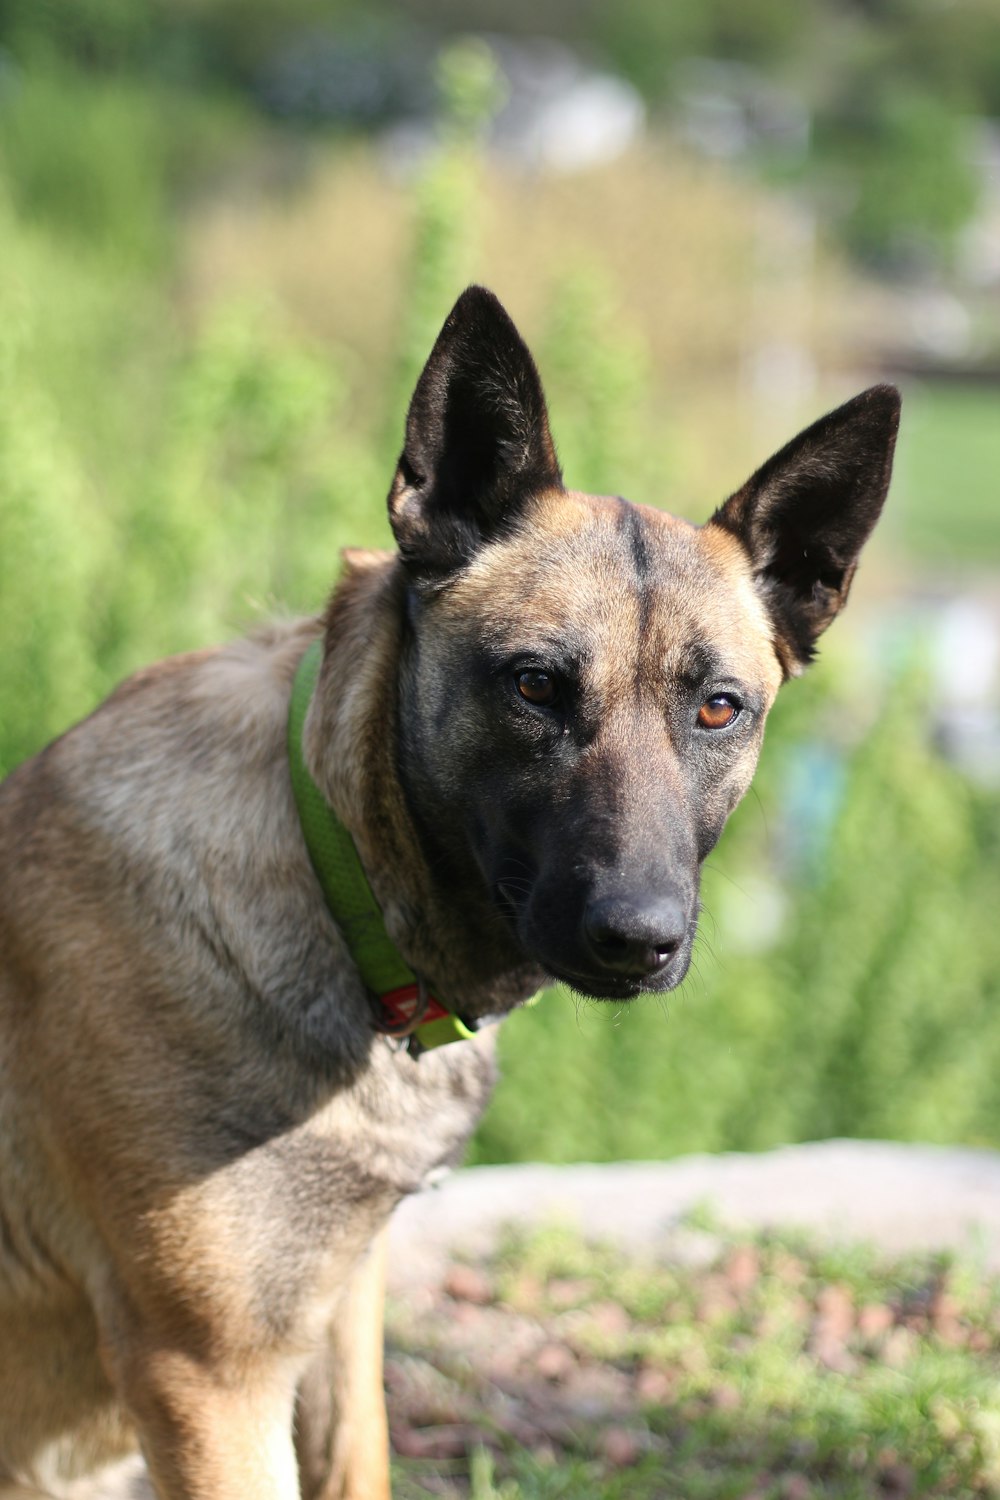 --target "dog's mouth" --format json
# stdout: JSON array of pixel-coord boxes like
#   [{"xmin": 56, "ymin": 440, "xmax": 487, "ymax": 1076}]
[
  {"xmin": 541, "ymin": 943, "xmax": 694, "ymax": 999},
  {"xmin": 540, "ymin": 963, "xmax": 656, "ymax": 1000}
]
